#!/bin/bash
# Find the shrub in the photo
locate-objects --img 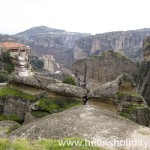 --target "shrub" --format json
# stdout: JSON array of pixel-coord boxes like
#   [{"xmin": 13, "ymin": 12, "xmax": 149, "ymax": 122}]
[
  {"xmin": 2, "ymin": 52, "xmax": 14, "ymax": 74},
  {"xmin": 63, "ymin": 75, "xmax": 76, "ymax": 85},
  {"xmin": 0, "ymin": 71, "xmax": 9, "ymax": 82}
]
